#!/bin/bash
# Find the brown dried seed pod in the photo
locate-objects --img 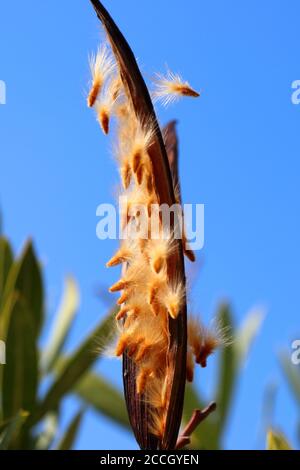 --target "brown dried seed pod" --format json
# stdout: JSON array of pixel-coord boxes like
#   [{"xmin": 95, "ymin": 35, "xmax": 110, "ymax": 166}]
[{"xmin": 90, "ymin": 0, "xmax": 187, "ymax": 450}]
